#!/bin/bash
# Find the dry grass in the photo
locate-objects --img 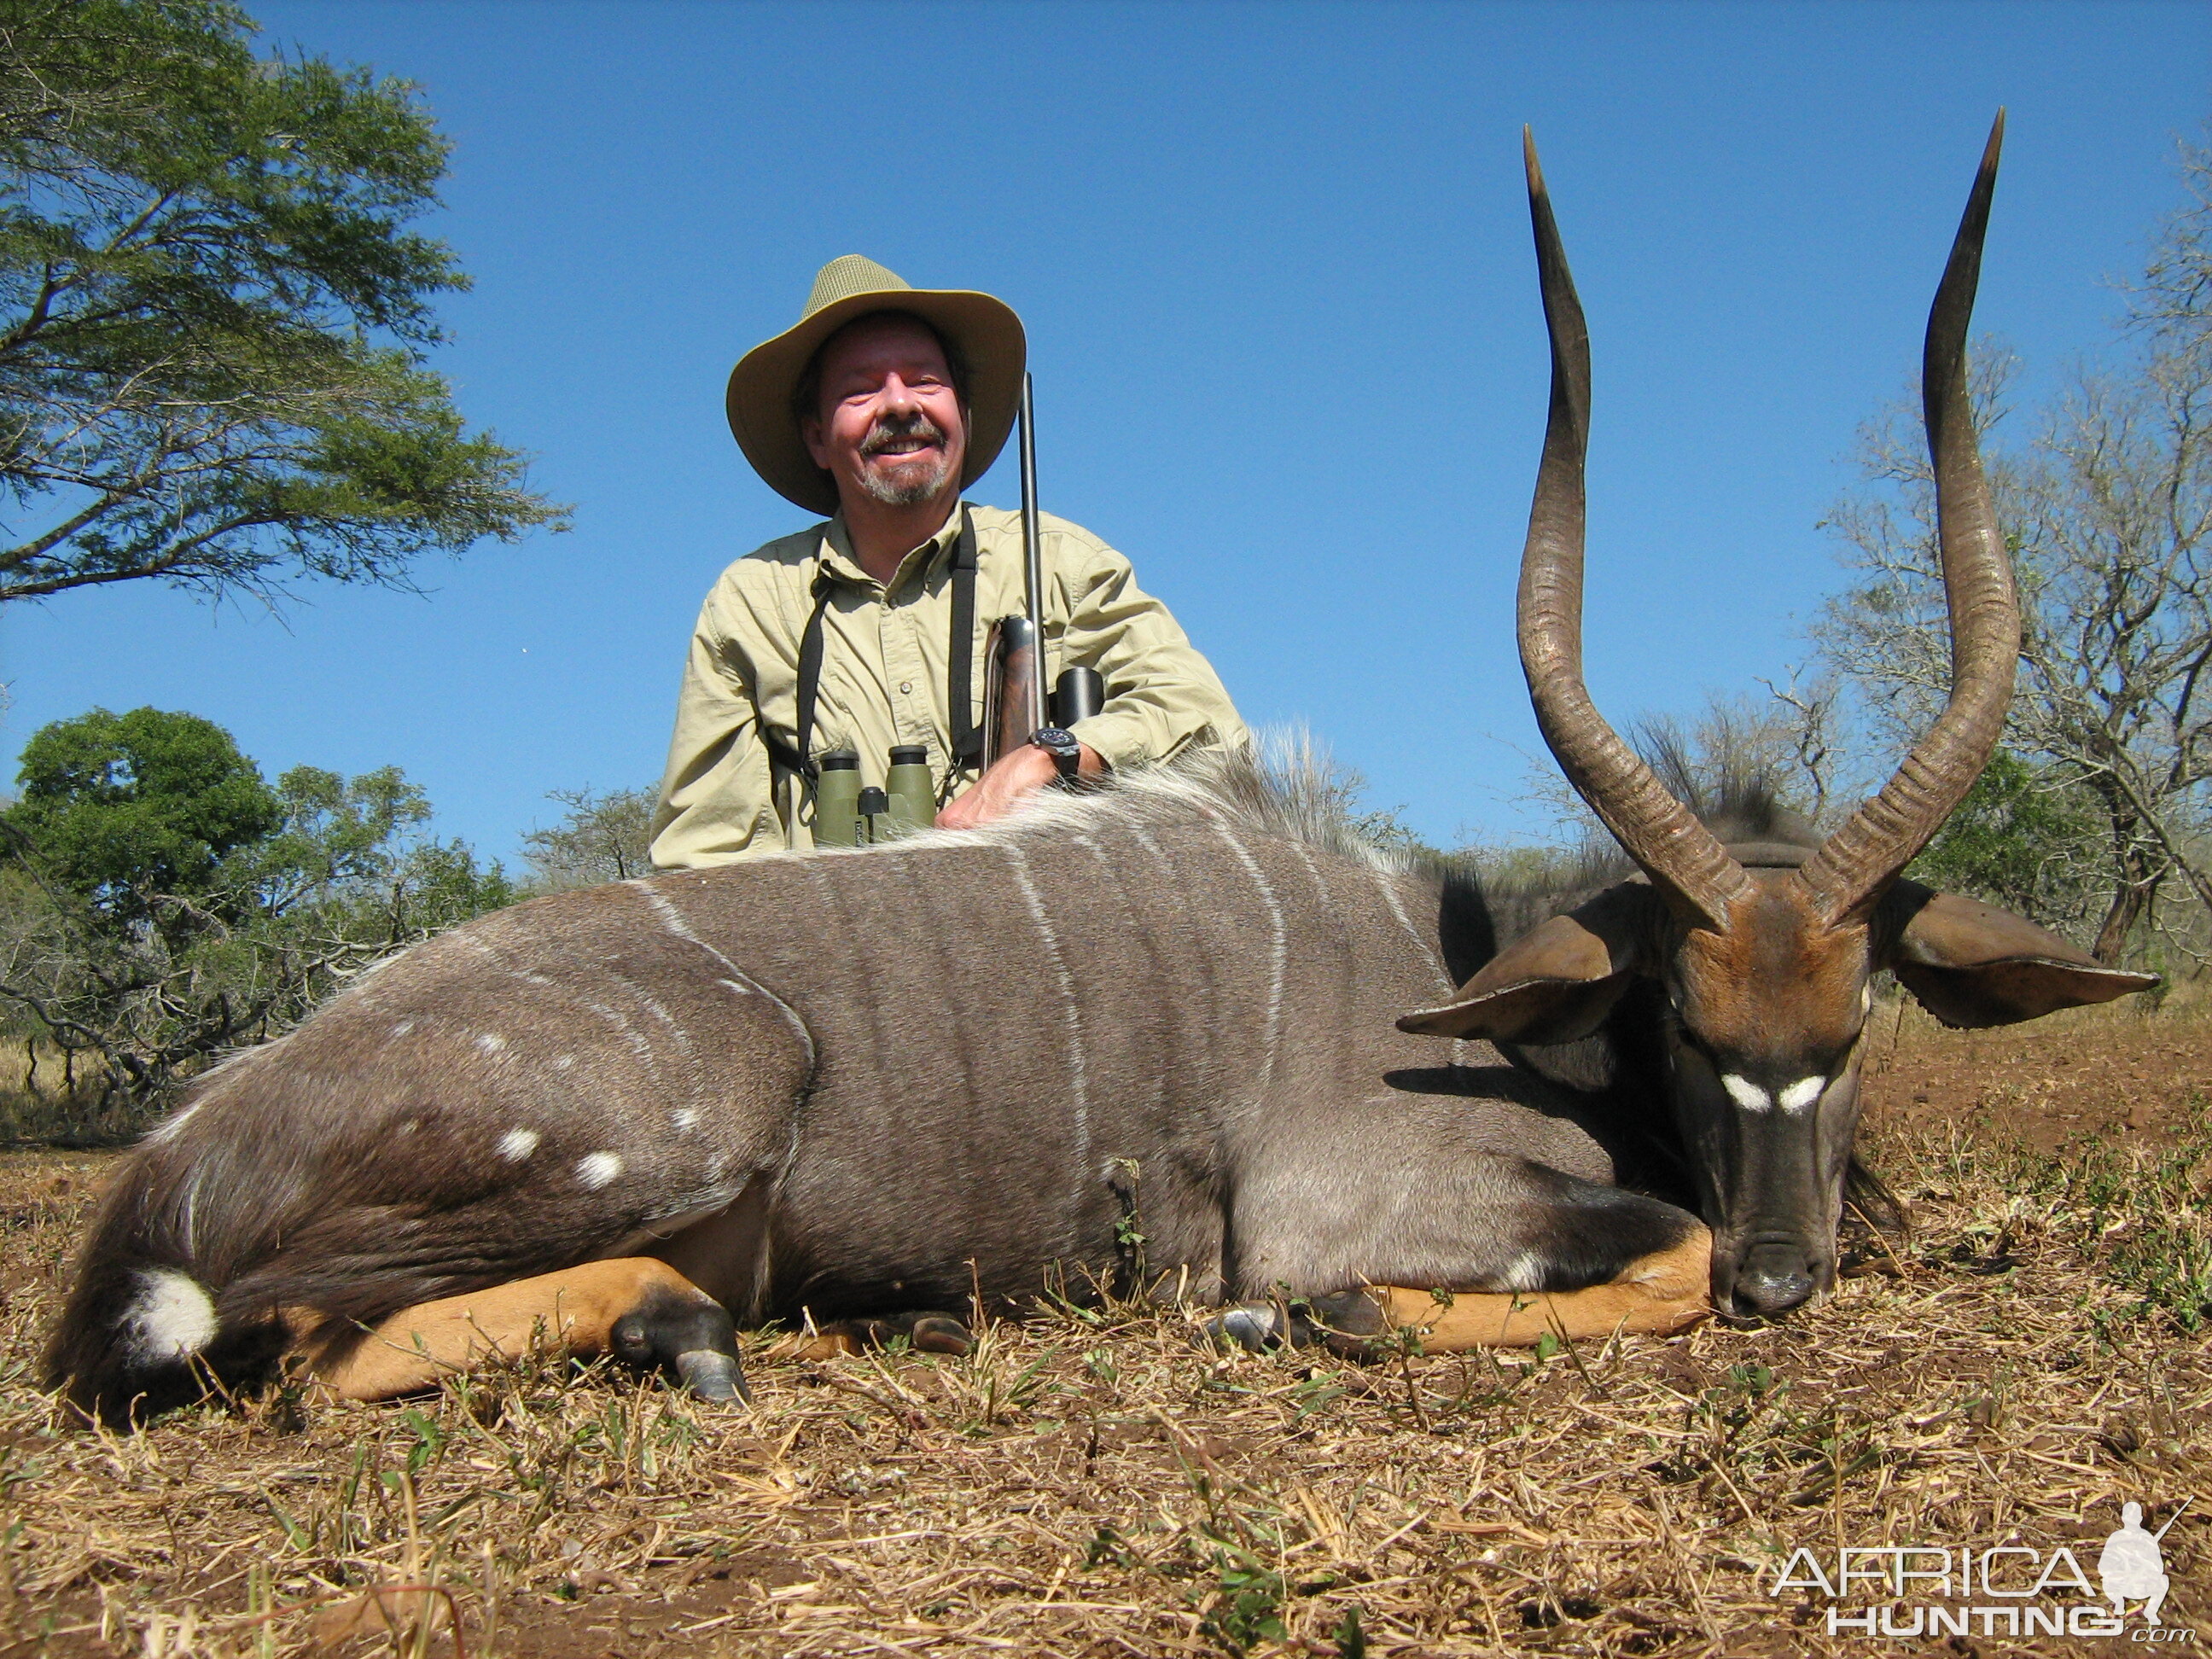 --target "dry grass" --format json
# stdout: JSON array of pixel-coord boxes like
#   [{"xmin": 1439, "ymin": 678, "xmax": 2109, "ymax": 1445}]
[
  {"xmin": 0, "ymin": 1009, "xmax": 2206, "ymax": 1657},
  {"xmin": 0, "ymin": 1042, "xmax": 131, "ymax": 1150}
]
